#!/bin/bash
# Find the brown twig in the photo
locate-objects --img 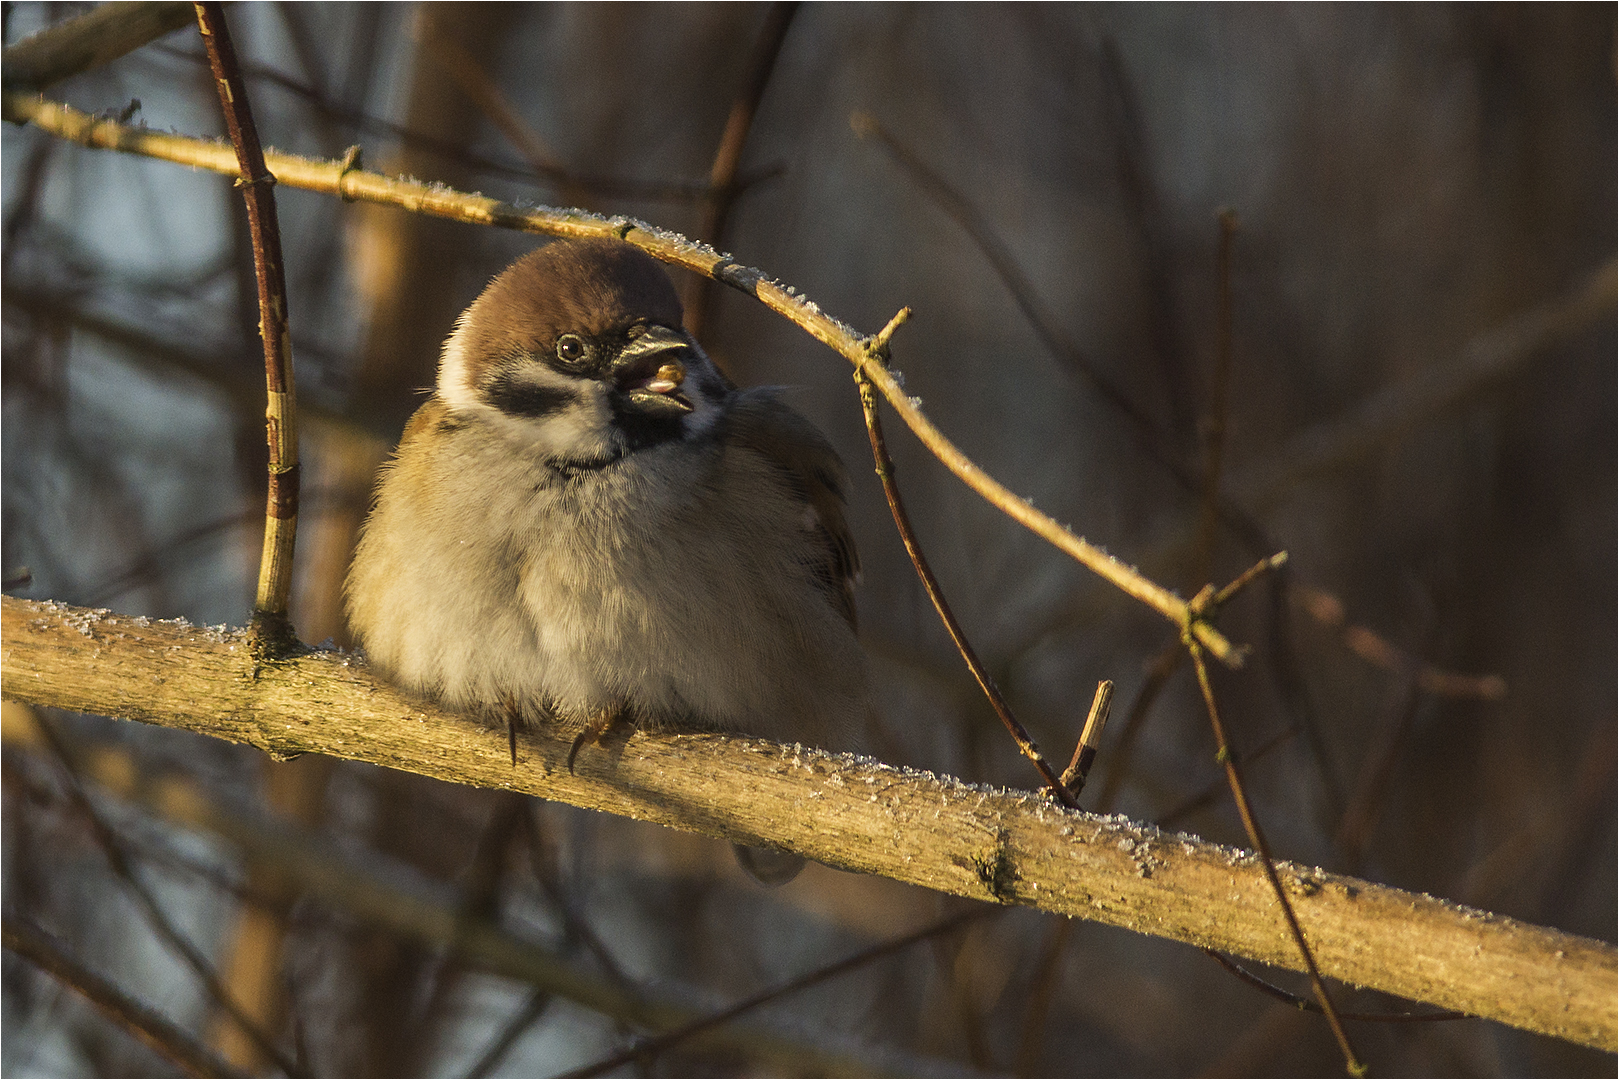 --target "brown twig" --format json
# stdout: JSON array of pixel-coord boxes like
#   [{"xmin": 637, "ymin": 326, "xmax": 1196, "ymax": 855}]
[
  {"xmin": 1060, "ymin": 680, "xmax": 1114, "ymax": 796},
  {"xmin": 2, "ymin": 92, "xmax": 1242, "ymax": 665},
  {"xmin": 685, "ymin": 1, "xmax": 799, "ymax": 341},
  {"xmin": 1183, "ymin": 596, "xmax": 1364, "ymax": 1076},
  {"xmin": 3, "ymin": 916, "xmax": 244, "ymax": 1078},
  {"xmin": 1154, "ymin": 724, "xmax": 1298, "ymax": 830},
  {"xmin": 855, "ymin": 313, "xmax": 1078, "ymax": 808},
  {"xmin": 559, "ymin": 908, "xmax": 992, "ymax": 1078},
  {"xmin": 850, "ymin": 109, "xmax": 1176, "ymax": 473},
  {"xmin": 193, "ymin": 3, "xmax": 300, "ymax": 641},
  {"xmin": 149, "ymin": 40, "xmax": 748, "ymax": 206},
  {"xmin": 1333, "ymin": 645, "xmax": 1428, "ymax": 873},
  {"xmin": 1203, "ymin": 951, "xmax": 1467, "ymax": 1024},
  {"xmin": 0, "ymin": 709, "xmax": 878, "ymax": 1074},
  {"xmin": 1092, "ymin": 638, "xmax": 1182, "ymax": 812}
]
